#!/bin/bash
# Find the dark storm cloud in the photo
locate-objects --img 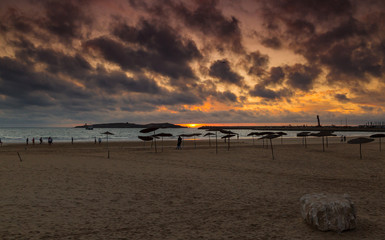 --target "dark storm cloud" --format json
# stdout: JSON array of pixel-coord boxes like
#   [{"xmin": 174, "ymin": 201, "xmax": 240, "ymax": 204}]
[
  {"xmin": 260, "ymin": 37, "xmax": 282, "ymax": 49},
  {"xmin": 335, "ymin": 93, "xmax": 350, "ymax": 102},
  {"xmin": 1, "ymin": 0, "xmax": 92, "ymax": 43},
  {"xmin": 249, "ymin": 84, "xmax": 292, "ymax": 100},
  {"xmin": 209, "ymin": 59, "xmax": 243, "ymax": 86},
  {"xmin": 16, "ymin": 46, "xmax": 92, "ymax": 78},
  {"xmin": 120, "ymin": 89, "xmax": 203, "ymax": 112},
  {"xmin": 0, "ymin": 57, "xmax": 90, "ymax": 108},
  {"xmin": 40, "ymin": 0, "xmax": 92, "ymax": 42},
  {"xmin": 261, "ymin": 0, "xmax": 353, "ymax": 24},
  {"xmin": 259, "ymin": 0, "xmax": 385, "ymax": 85},
  {"xmin": 112, "ymin": 18, "xmax": 201, "ymax": 66},
  {"xmin": 87, "ymin": 70, "xmax": 162, "ymax": 94},
  {"xmin": 170, "ymin": 0, "xmax": 244, "ymax": 53},
  {"xmin": 285, "ymin": 64, "xmax": 321, "ymax": 91},
  {"xmin": 86, "ymin": 19, "xmax": 201, "ymax": 84},
  {"xmin": 242, "ymin": 51, "xmax": 269, "ymax": 77},
  {"xmin": 0, "ymin": 8, "xmax": 34, "ymax": 34},
  {"xmin": 263, "ymin": 67, "xmax": 285, "ymax": 86},
  {"xmin": 216, "ymin": 90, "xmax": 238, "ymax": 103}
]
